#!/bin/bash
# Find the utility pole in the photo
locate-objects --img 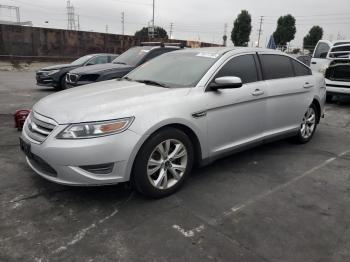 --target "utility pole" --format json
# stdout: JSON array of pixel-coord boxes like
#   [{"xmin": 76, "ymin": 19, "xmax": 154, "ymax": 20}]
[
  {"xmin": 169, "ymin": 22, "xmax": 173, "ymax": 39},
  {"xmin": 257, "ymin": 16, "xmax": 264, "ymax": 47},
  {"xmin": 66, "ymin": 1, "xmax": 76, "ymax": 30},
  {"xmin": 77, "ymin": 15, "xmax": 80, "ymax": 30},
  {"xmin": 152, "ymin": 0, "xmax": 155, "ymax": 33},
  {"xmin": 121, "ymin": 12, "xmax": 125, "ymax": 35},
  {"xmin": 223, "ymin": 23, "xmax": 228, "ymax": 46},
  {"xmin": 0, "ymin": 4, "xmax": 20, "ymax": 22}
]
